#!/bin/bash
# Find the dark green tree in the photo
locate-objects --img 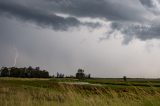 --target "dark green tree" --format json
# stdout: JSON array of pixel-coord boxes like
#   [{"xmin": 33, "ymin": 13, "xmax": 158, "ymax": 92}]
[
  {"xmin": 76, "ymin": 69, "xmax": 85, "ymax": 79},
  {"xmin": 123, "ymin": 76, "xmax": 127, "ymax": 82}
]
